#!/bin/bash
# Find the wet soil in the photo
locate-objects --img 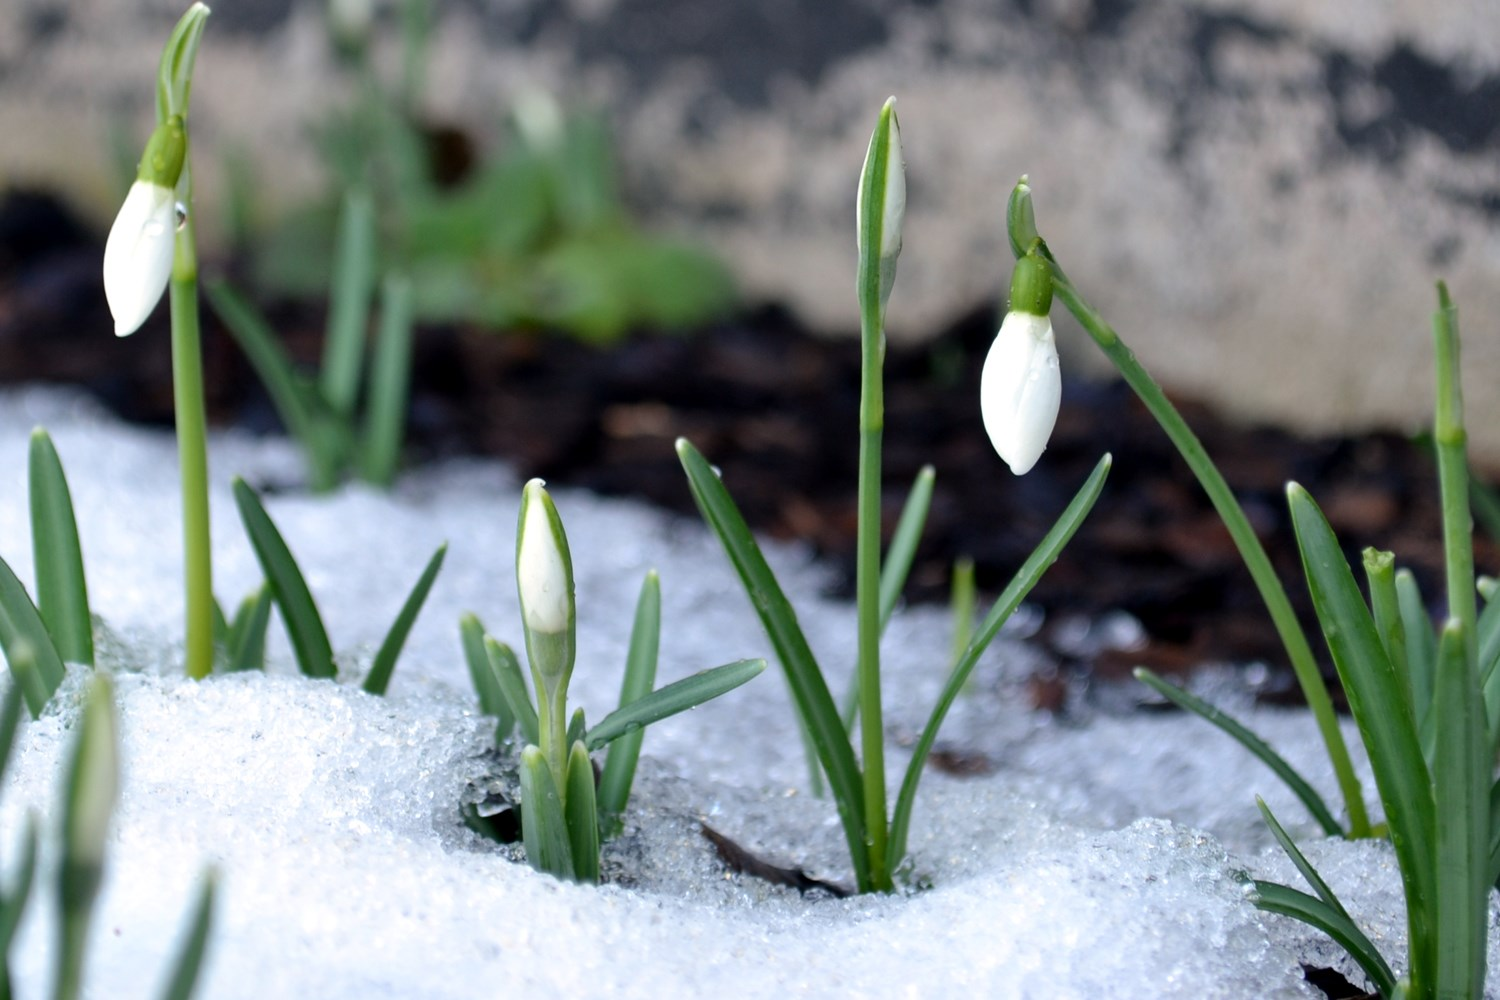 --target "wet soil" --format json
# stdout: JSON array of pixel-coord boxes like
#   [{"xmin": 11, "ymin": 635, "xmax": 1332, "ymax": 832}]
[{"xmin": 3, "ymin": 188, "xmax": 1495, "ymax": 711}]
